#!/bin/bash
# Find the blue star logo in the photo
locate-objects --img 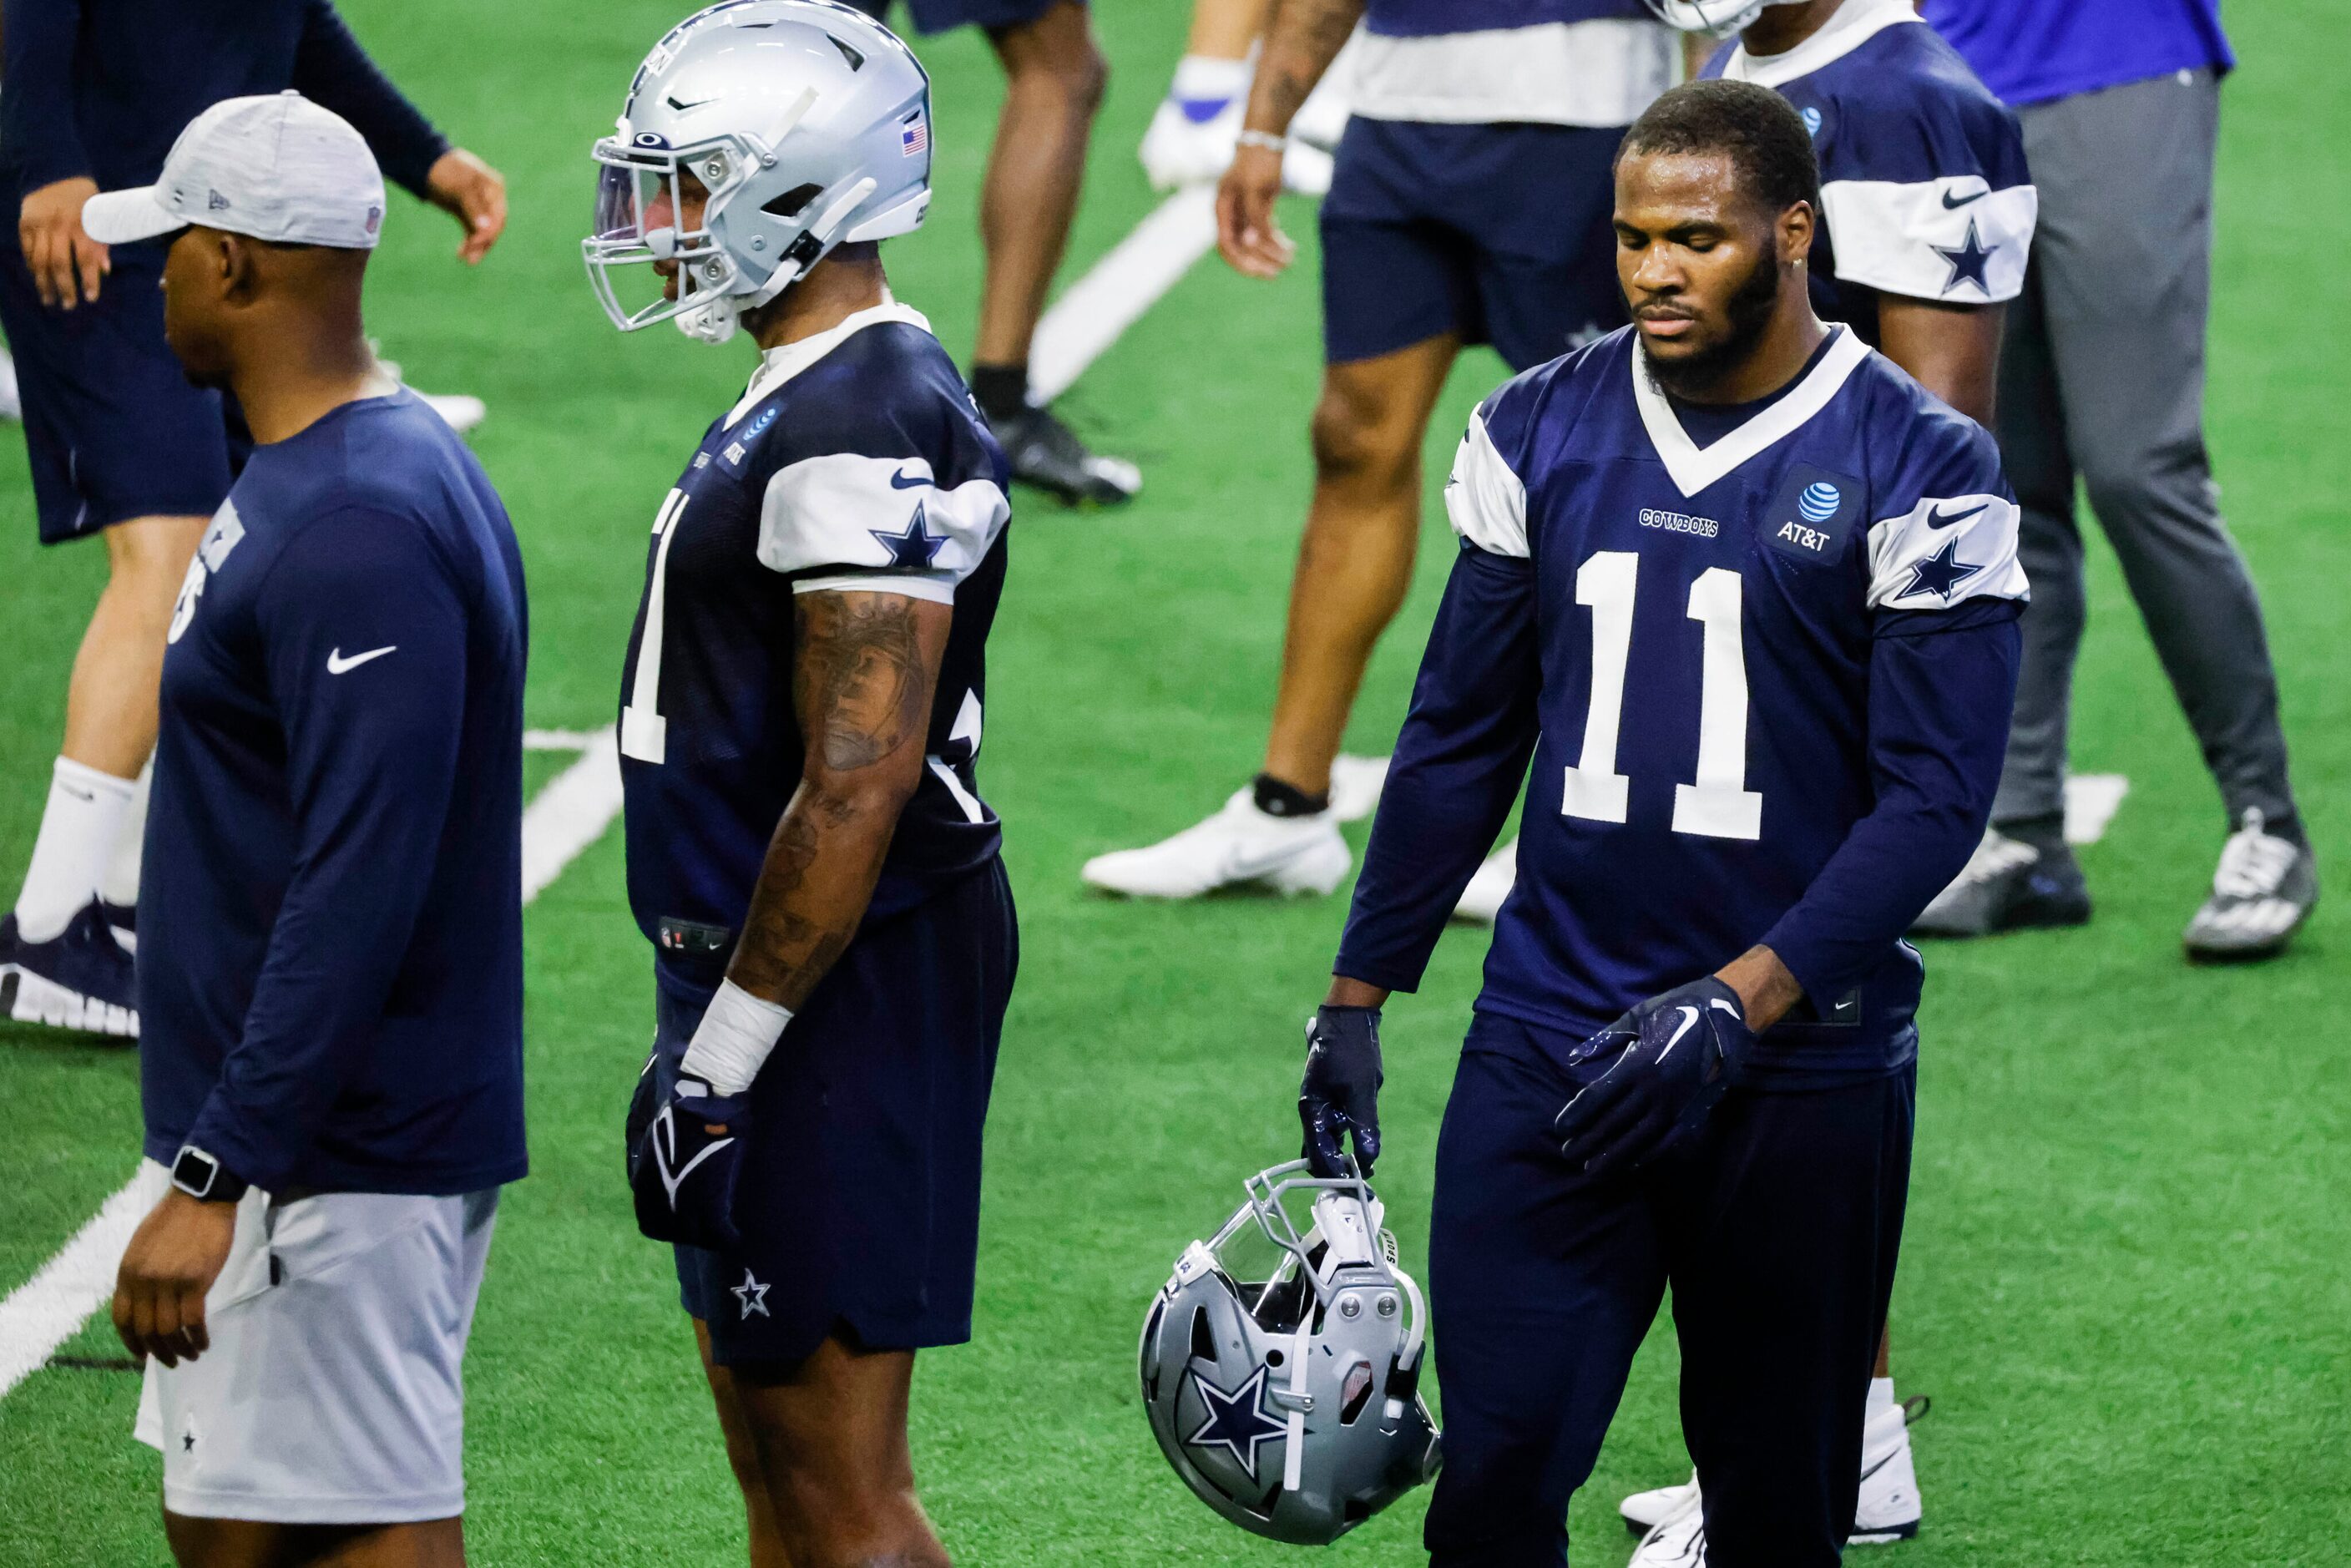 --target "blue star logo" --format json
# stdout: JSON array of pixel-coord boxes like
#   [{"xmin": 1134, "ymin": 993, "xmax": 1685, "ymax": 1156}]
[
  {"xmin": 1934, "ymin": 220, "xmax": 1995, "ymax": 296},
  {"xmin": 1186, "ymin": 1364, "xmax": 1287, "ymax": 1480},
  {"xmin": 869, "ymin": 503, "xmax": 947, "ymax": 569},
  {"xmin": 1899, "ymin": 534, "xmax": 1982, "ymax": 602},
  {"xmin": 731, "ymin": 1268, "xmax": 771, "ymax": 1319}
]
